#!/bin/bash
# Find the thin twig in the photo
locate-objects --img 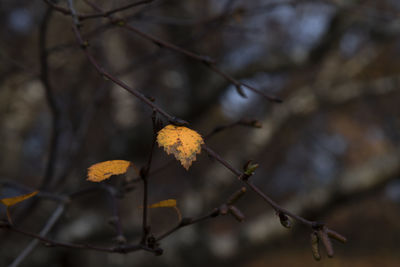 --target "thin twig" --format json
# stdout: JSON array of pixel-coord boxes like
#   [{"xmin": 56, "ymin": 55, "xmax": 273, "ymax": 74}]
[
  {"xmin": 140, "ymin": 111, "xmax": 158, "ymax": 244},
  {"xmin": 1, "ymin": 222, "xmax": 158, "ymax": 254},
  {"xmin": 43, "ymin": 0, "xmax": 154, "ymax": 21},
  {"xmin": 9, "ymin": 204, "xmax": 65, "ymax": 267},
  {"xmin": 70, "ymin": 23, "xmax": 185, "ymax": 125},
  {"xmin": 202, "ymin": 144, "xmax": 317, "ymax": 226},
  {"xmin": 39, "ymin": 7, "xmax": 61, "ymax": 189},
  {"xmin": 46, "ymin": 0, "xmax": 281, "ymax": 102},
  {"xmin": 156, "ymin": 187, "xmax": 247, "ymax": 241}
]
